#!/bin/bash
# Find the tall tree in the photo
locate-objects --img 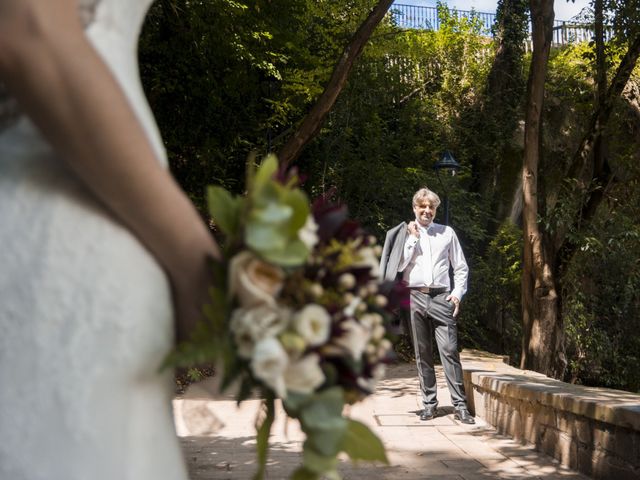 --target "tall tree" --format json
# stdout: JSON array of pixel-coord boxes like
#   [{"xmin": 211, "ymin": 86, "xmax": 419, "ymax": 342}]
[
  {"xmin": 520, "ymin": 0, "xmax": 562, "ymax": 376},
  {"xmin": 521, "ymin": 0, "xmax": 640, "ymax": 378}
]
